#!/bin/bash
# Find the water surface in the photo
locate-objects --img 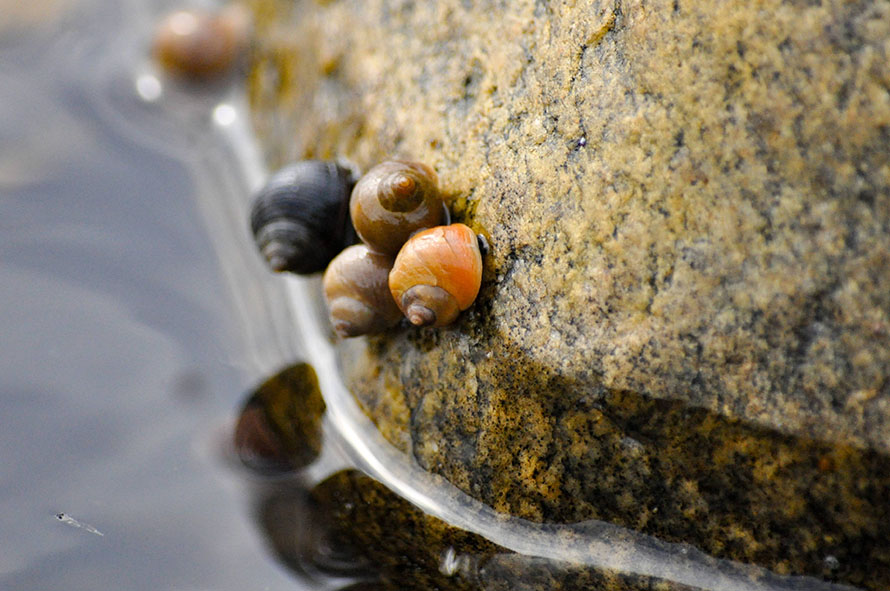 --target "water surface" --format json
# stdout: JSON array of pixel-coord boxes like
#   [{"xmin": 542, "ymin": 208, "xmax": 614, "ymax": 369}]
[{"xmin": 0, "ymin": 1, "xmax": 305, "ymax": 589}]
